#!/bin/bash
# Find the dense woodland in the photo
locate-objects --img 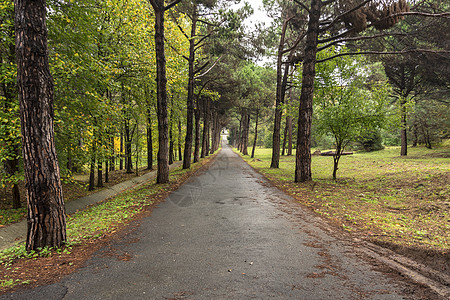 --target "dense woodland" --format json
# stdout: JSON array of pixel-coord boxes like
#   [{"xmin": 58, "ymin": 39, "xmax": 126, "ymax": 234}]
[{"xmin": 0, "ymin": 0, "xmax": 448, "ymax": 250}]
